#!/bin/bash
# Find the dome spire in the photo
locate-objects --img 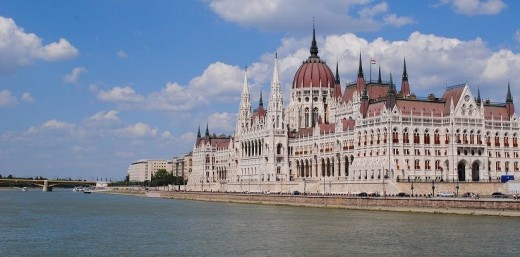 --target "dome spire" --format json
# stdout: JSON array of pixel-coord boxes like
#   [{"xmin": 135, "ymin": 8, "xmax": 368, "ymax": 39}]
[
  {"xmin": 197, "ymin": 125, "xmax": 201, "ymax": 138},
  {"xmin": 476, "ymin": 86, "xmax": 481, "ymax": 104},
  {"xmin": 205, "ymin": 123, "xmax": 209, "ymax": 137},
  {"xmin": 259, "ymin": 89, "xmax": 263, "ymax": 107},
  {"xmin": 310, "ymin": 18, "xmax": 318, "ymax": 57},
  {"xmin": 377, "ymin": 65, "xmax": 382, "ymax": 84}
]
